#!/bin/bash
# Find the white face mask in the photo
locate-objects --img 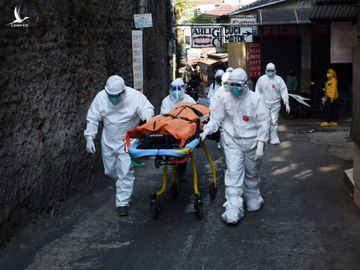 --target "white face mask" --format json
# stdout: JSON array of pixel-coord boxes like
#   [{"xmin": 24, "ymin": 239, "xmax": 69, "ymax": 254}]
[
  {"xmin": 266, "ymin": 70, "xmax": 275, "ymax": 78},
  {"xmin": 169, "ymin": 84, "xmax": 185, "ymax": 101},
  {"xmin": 170, "ymin": 90, "xmax": 184, "ymax": 101}
]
